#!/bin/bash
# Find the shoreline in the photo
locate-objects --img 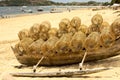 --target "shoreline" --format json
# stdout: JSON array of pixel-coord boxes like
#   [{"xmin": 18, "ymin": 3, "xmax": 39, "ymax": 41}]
[
  {"xmin": 0, "ymin": 6, "xmax": 104, "ymax": 19},
  {"xmin": 0, "ymin": 11, "xmax": 50, "ymax": 19}
]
